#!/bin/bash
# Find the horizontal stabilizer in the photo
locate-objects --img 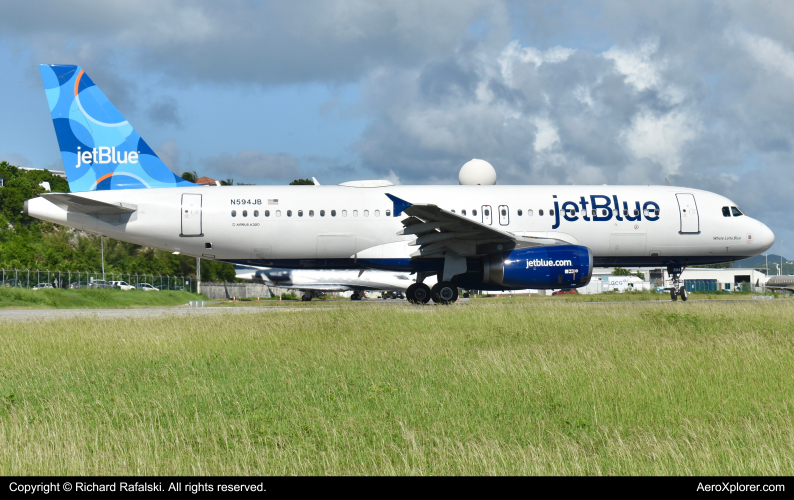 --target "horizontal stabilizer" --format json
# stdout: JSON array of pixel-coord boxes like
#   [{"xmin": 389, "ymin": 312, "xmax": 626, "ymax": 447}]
[{"xmin": 39, "ymin": 192, "xmax": 137, "ymax": 215}]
